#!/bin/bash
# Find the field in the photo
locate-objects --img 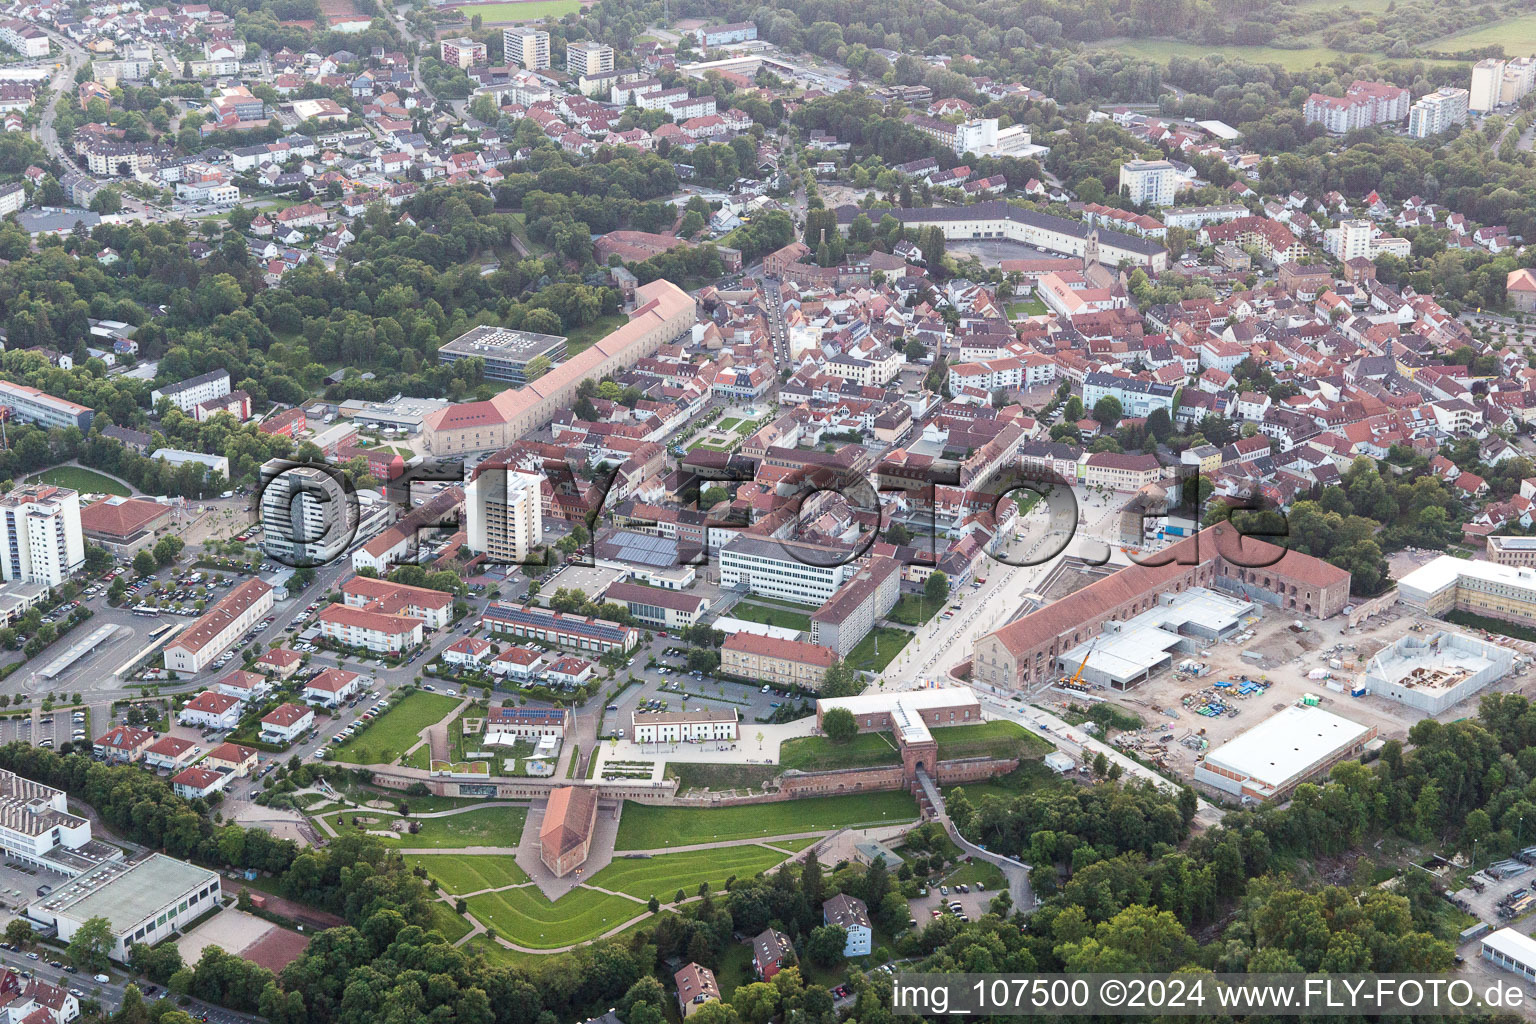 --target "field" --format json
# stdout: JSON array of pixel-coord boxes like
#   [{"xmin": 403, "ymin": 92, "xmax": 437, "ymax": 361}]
[
  {"xmin": 1430, "ymin": 13, "xmax": 1536, "ymax": 53},
  {"xmin": 464, "ymin": 886, "xmax": 643, "ymax": 949},
  {"xmin": 726, "ymin": 601, "xmax": 813, "ymax": 632},
  {"xmin": 323, "ymin": 806, "xmax": 525, "ymax": 849},
  {"xmin": 408, "ymin": 853, "xmax": 529, "ymax": 893},
  {"xmin": 1088, "ymin": 37, "xmax": 1346, "ymax": 71},
  {"xmin": 615, "ymin": 791, "xmax": 920, "ymax": 850},
  {"xmin": 666, "ymin": 762, "xmax": 779, "ymax": 794},
  {"xmin": 449, "ymin": 0, "xmax": 581, "ymax": 22},
  {"xmin": 932, "ymin": 721, "xmax": 1054, "ymax": 762},
  {"xmin": 330, "ymin": 691, "xmax": 460, "ymax": 764},
  {"xmin": 26, "ymin": 466, "xmax": 130, "ymax": 496},
  {"xmin": 585, "ymin": 846, "xmax": 789, "ymax": 900},
  {"xmin": 887, "ymin": 594, "xmax": 941, "ymax": 626},
  {"xmin": 779, "ymin": 731, "xmax": 901, "ymax": 771}
]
